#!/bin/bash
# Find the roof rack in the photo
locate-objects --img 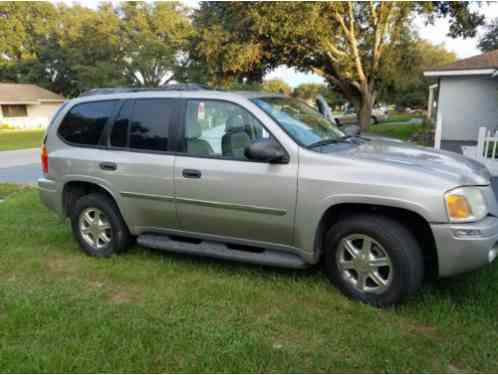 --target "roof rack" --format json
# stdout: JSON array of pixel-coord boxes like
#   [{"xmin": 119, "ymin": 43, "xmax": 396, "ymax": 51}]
[{"xmin": 78, "ymin": 83, "xmax": 211, "ymax": 97}]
